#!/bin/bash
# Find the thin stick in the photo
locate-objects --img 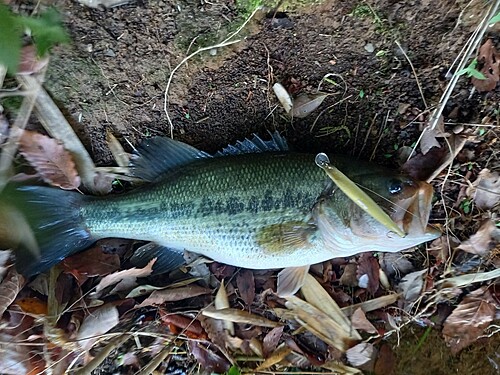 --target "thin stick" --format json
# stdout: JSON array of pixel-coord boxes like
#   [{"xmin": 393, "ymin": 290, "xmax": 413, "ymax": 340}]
[
  {"xmin": 395, "ymin": 40, "xmax": 427, "ymax": 109},
  {"xmin": 163, "ymin": 6, "xmax": 262, "ymax": 138}
]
